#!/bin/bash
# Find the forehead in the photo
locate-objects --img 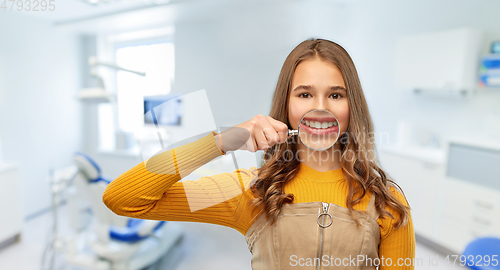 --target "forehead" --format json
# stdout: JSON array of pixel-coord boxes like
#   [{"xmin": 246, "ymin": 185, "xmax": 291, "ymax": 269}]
[{"xmin": 292, "ymin": 58, "xmax": 345, "ymax": 86}]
